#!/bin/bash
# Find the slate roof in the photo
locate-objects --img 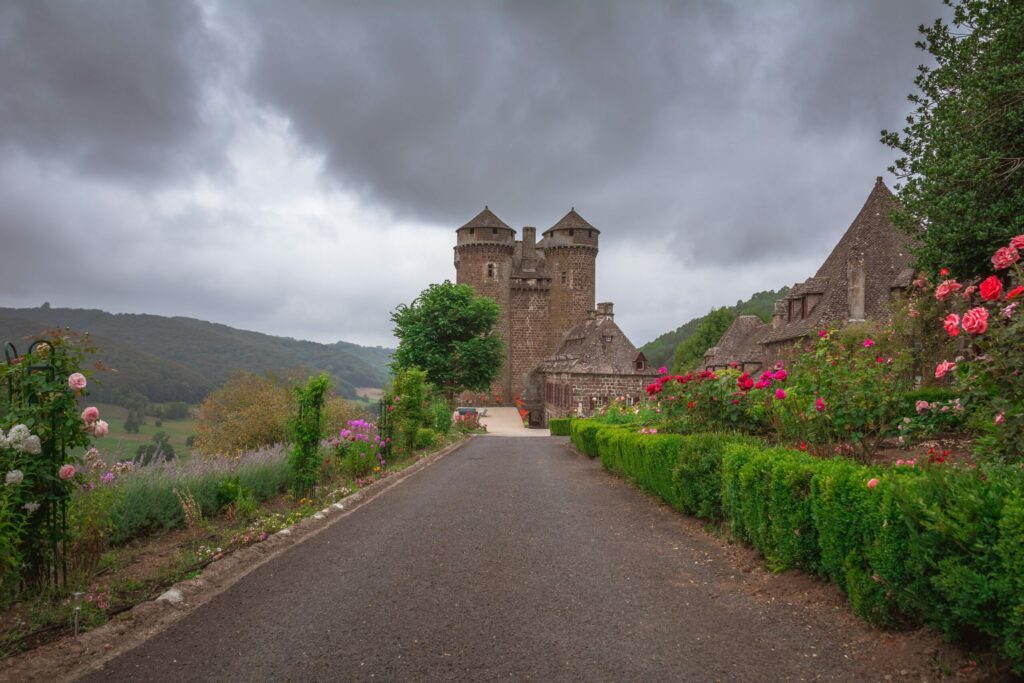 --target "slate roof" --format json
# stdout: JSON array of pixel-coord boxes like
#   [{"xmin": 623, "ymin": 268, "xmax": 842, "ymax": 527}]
[
  {"xmin": 460, "ymin": 206, "xmax": 512, "ymax": 230},
  {"xmin": 544, "ymin": 208, "xmax": 600, "ymax": 235},
  {"xmin": 761, "ymin": 177, "xmax": 914, "ymax": 344},
  {"xmin": 539, "ymin": 311, "xmax": 656, "ymax": 376},
  {"xmin": 703, "ymin": 315, "xmax": 770, "ymax": 367}
]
